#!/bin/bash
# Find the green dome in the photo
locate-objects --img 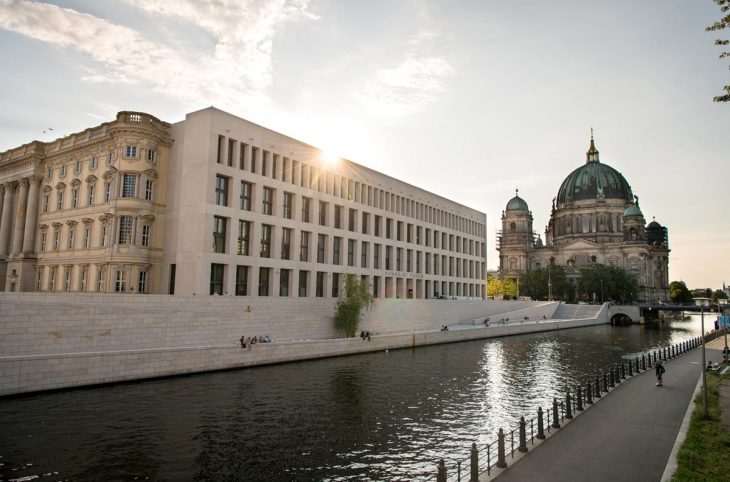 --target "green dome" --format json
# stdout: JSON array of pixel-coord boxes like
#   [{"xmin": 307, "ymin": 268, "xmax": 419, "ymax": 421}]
[
  {"xmin": 623, "ymin": 204, "xmax": 643, "ymax": 217},
  {"xmin": 506, "ymin": 195, "xmax": 529, "ymax": 211}
]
